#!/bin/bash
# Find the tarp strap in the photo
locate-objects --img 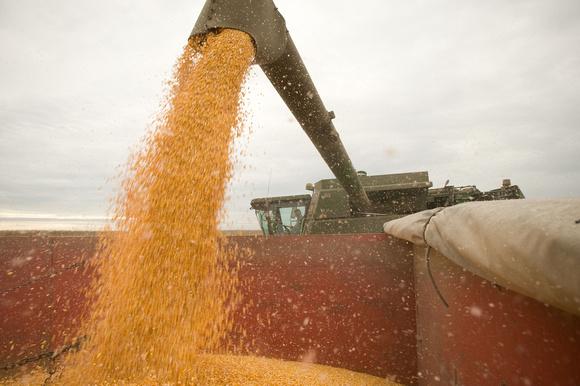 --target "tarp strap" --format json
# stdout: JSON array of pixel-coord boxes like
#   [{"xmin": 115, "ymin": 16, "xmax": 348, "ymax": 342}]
[
  {"xmin": 422, "ymin": 208, "xmax": 449, "ymax": 308},
  {"xmin": 425, "ymin": 246, "xmax": 449, "ymax": 308}
]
